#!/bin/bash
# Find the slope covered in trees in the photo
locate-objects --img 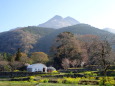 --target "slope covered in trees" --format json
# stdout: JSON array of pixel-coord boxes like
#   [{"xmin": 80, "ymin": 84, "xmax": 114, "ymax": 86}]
[
  {"xmin": 0, "ymin": 26, "xmax": 55, "ymax": 53},
  {"xmin": 37, "ymin": 24, "xmax": 115, "ymax": 53},
  {"xmin": 0, "ymin": 24, "xmax": 114, "ymax": 54}
]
